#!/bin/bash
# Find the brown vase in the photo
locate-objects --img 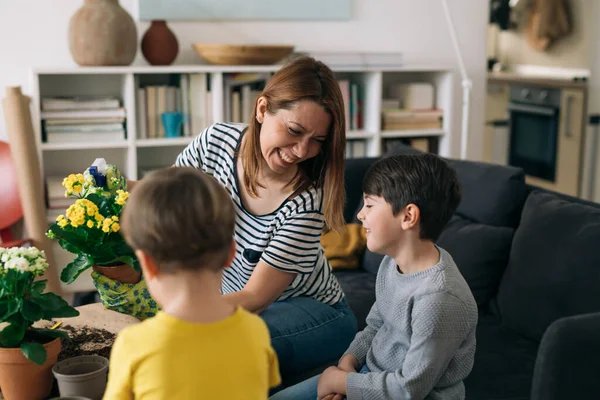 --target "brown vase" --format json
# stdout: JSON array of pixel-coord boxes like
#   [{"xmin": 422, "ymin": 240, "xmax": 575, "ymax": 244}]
[
  {"xmin": 68, "ymin": 0, "xmax": 137, "ymax": 66},
  {"xmin": 141, "ymin": 20, "xmax": 179, "ymax": 66},
  {"xmin": 0, "ymin": 337, "xmax": 61, "ymax": 400},
  {"xmin": 92, "ymin": 263, "xmax": 141, "ymax": 284}
]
